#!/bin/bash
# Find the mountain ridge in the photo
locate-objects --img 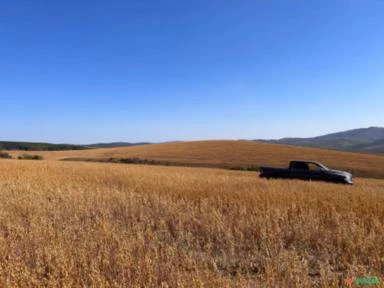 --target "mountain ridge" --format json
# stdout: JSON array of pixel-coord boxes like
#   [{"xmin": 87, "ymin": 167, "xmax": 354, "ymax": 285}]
[{"xmin": 259, "ymin": 127, "xmax": 384, "ymax": 153}]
